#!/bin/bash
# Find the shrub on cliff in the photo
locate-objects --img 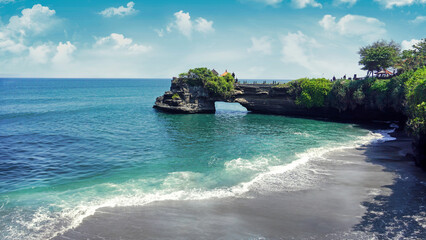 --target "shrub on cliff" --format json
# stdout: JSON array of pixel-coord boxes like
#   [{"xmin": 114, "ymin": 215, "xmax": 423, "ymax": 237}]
[
  {"xmin": 328, "ymin": 80, "xmax": 350, "ymax": 112},
  {"xmin": 178, "ymin": 68, "xmax": 213, "ymax": 86},
  {"xmin": 405, "ymin": 66, "xmax": 426, "ymax": 134},
  {"xmin": 177, "ymin": 68, "xmax": 235, "ymax": 98},
  {"xmin": 327, "ymin": 78, "xmax": 370, "ymax": 111},
  {"xmin": 294, "ymin": 78, "xmax": 332, "ymax": 108},
  {"xmin": 385, "ymin": 74, "xmax": 407, "ymax": 112},
  {"xmin": 370, "ymin": 79, "xmax": 391, "ymax": 110},
  {"xmin": 172, "ymin": 93, "xmax": 180, "ymax": 100},
  {"xmin": 205, "ymin": 73, "xmax": 234, "ymax": 98}
]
